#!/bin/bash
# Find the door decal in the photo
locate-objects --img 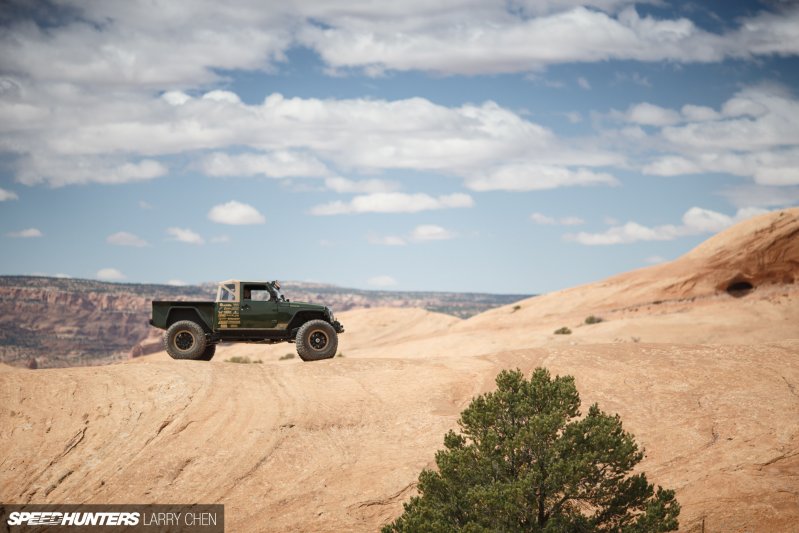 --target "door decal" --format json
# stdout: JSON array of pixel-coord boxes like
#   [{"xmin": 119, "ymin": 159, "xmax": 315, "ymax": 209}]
[{"xmin": 218, "ymin": 302, "xmax": 240, "ymax": 329}]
